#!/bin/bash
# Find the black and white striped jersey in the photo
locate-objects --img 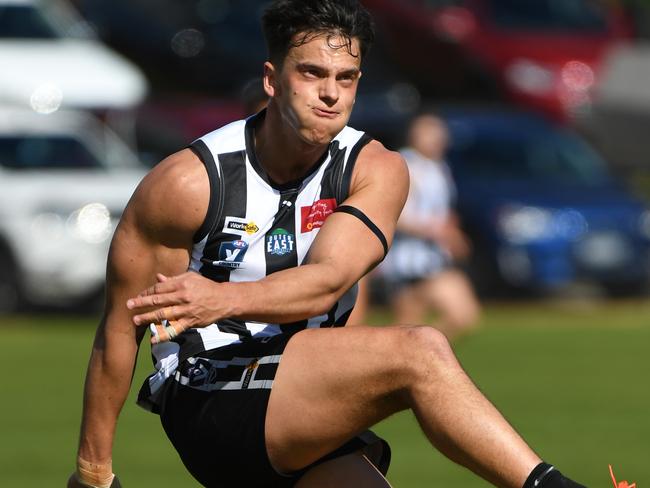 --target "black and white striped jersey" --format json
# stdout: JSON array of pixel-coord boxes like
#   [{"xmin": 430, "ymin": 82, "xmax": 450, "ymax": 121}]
[{"xmin": 138, "ymin": 112, "xmax": 372, "ymax": 410}]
